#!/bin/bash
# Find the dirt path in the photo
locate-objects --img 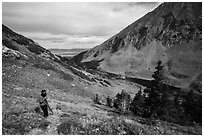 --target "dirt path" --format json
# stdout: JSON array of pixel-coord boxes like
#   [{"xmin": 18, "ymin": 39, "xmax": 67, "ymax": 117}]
[
  {"xmin": 45, "ymin": 111, "xmax": 61, "ymax": 134},
  {"xmin": 29, "ymin": 100, "xmax": 63, "ymax": 135}
]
